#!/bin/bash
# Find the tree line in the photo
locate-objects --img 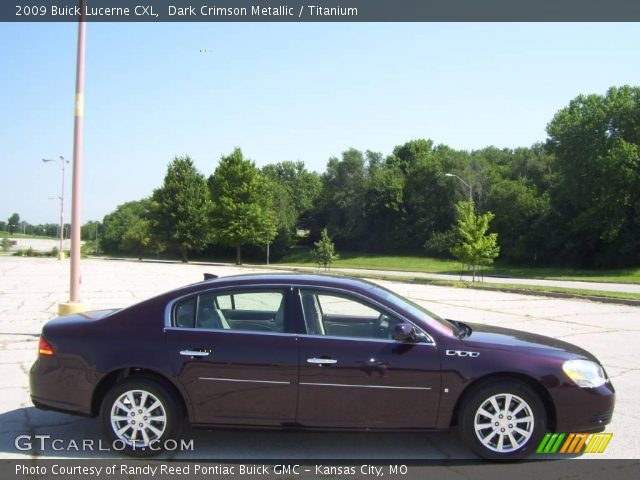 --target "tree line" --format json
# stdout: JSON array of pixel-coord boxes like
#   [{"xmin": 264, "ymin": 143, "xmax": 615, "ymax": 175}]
[
  {"xmin": 2, "ymin": 212, "xmax": 100, "ymax": 243},
  {"xmin": 91, "ymin": 85, "xmax": 640, "ymax": 267}
]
